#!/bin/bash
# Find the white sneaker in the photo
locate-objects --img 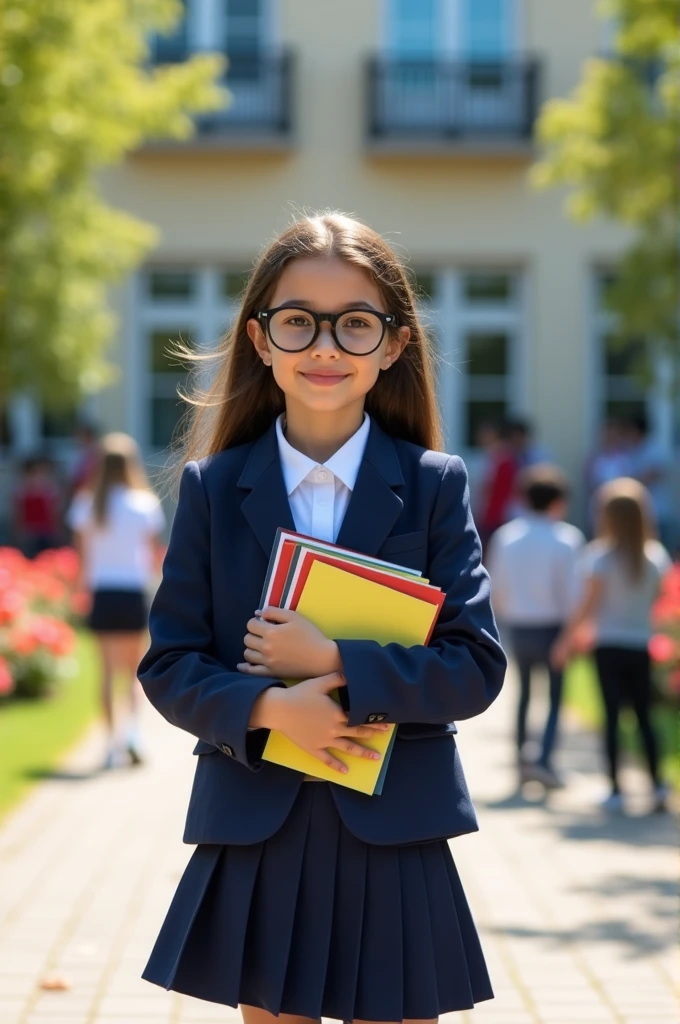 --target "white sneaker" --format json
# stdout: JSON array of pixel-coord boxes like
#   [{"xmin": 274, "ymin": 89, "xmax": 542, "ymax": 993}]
[
  {"xmin": 101, "ymin": 744, "xmax": 126, "ymax": 771},
  {"xmin": 525, "ymin": 763, "xmax": 565, "ymax": 790},
  {"xmin": 599, "ymin": 791, "xmax": 625, "ymax": 813}
]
